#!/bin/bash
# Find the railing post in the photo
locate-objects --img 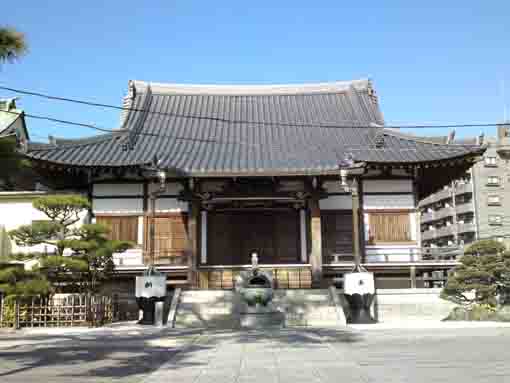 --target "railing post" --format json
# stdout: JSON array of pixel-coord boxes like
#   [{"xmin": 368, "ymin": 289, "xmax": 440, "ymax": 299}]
[
  {"xmin": 0, "ymin": 292, "xmax": 3, "ymax": 327},
  {"xmin": 15, "ymin": 298, "xmax": 20, "ymax": 330},
  {"xmin": 410, "ymin": 266, "xmax": 417, "ymax": 289}
]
